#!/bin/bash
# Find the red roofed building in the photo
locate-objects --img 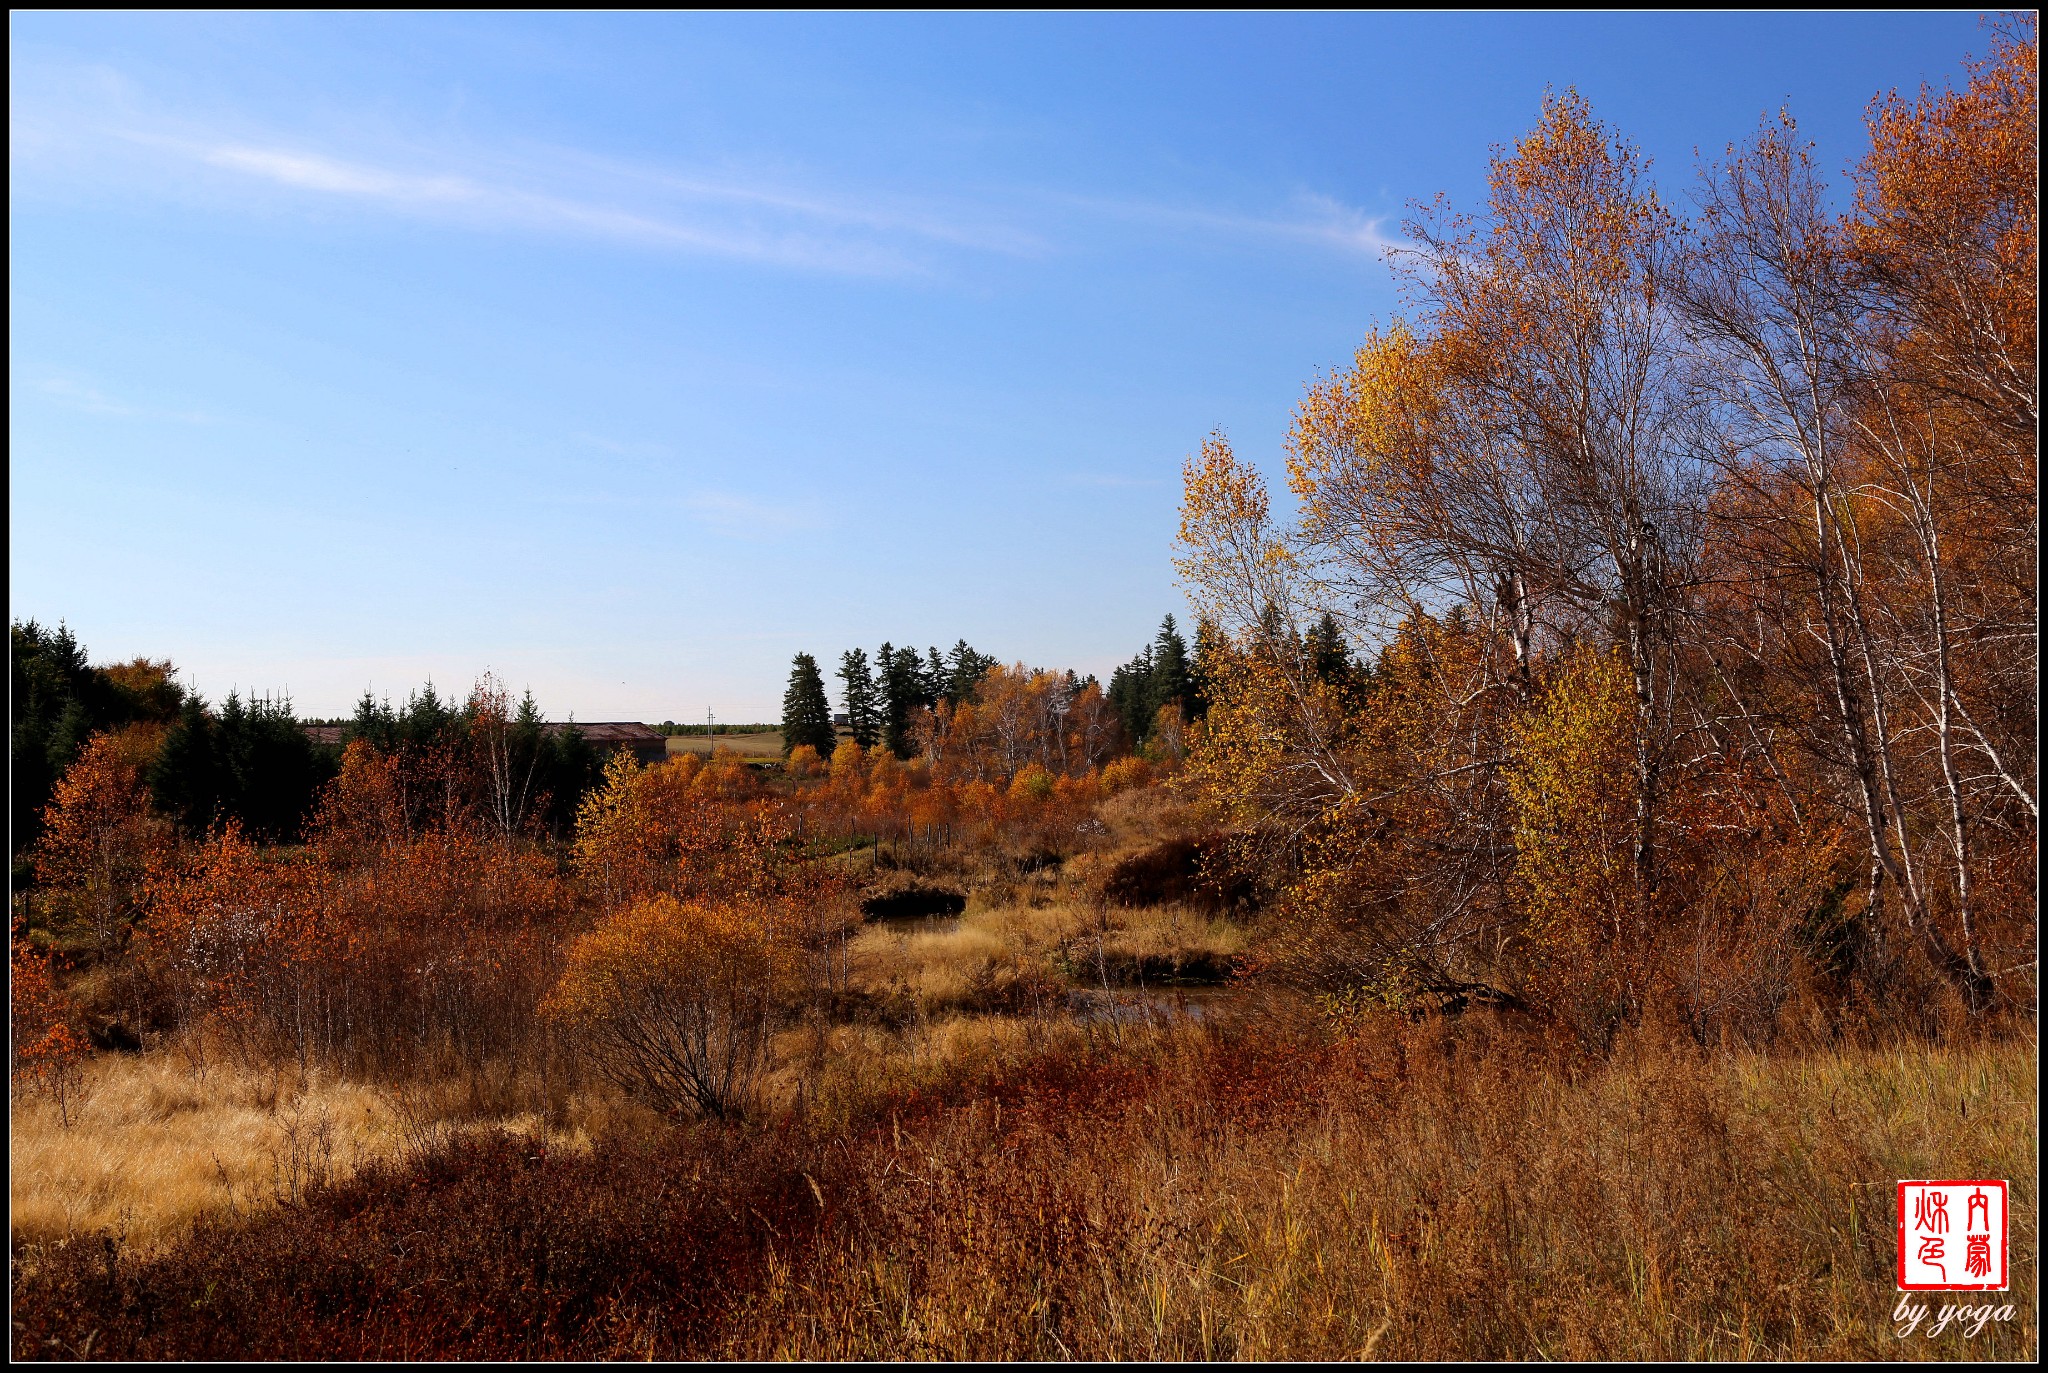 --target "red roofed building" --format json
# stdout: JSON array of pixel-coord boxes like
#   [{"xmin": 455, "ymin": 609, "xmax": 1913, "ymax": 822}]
[{"xmin": 571, "ymin": 723, "xmax": 668, "ymax": 765}]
